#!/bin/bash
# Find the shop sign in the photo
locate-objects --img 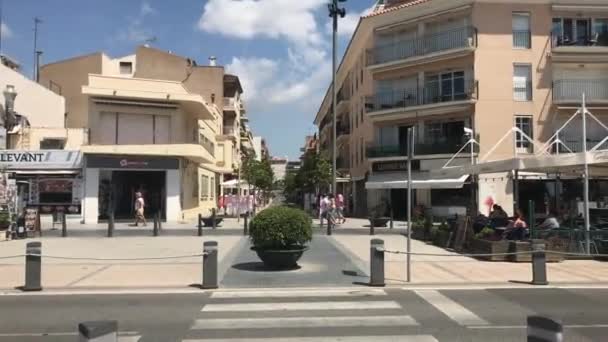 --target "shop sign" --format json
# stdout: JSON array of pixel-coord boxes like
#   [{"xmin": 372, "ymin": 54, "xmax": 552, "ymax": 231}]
[
  {"xmin": 0, "ymin": 150, "xmax": 81, "ymax": 169},
  {"xmin": 372, "ymin": 159, "xmax": 420, "ymax": 173},
  {"xmin": 87, "ymin": 155, "xmax": 179, "ymax": 170}
]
